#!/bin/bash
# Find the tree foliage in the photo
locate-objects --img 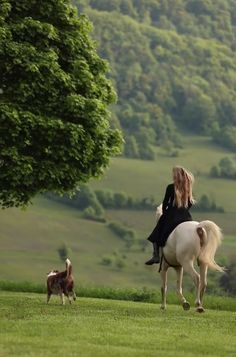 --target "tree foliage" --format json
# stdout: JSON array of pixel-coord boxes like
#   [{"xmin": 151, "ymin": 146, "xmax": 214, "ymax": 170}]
[{"xmin": 0, "ymin": 0, "xmax": 122, "ymax": 208}]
